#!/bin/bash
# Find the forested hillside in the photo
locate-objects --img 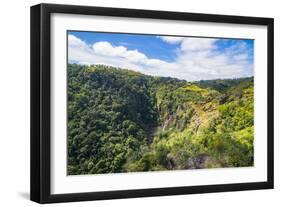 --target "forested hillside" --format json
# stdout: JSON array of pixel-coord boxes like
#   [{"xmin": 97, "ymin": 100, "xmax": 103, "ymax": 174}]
[{"xmin": 67, "ymin": 64, "xmax": 254, "ymax": 175}]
